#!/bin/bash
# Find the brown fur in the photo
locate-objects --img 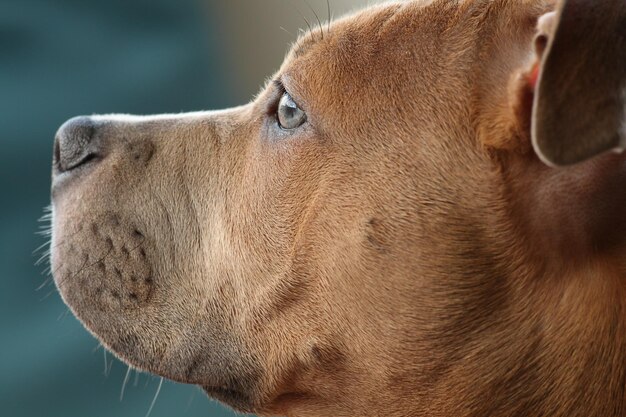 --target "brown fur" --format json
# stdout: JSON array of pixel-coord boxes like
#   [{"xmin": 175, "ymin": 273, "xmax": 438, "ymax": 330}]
[{"xmin": 50, "ymin": 1, "xmax": 626, "ymax": 416}]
